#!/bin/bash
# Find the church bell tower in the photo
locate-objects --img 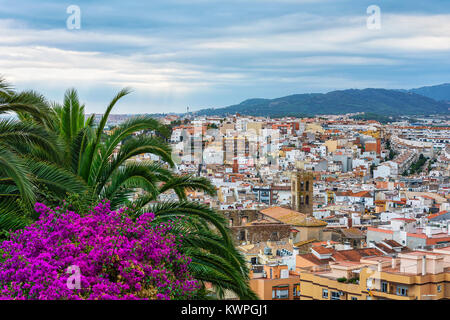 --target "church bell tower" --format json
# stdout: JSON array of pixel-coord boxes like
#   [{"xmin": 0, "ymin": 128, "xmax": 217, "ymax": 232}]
[{"xmin": 291, "ymin": 170, "xmax": 313, "ymax": 215}]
